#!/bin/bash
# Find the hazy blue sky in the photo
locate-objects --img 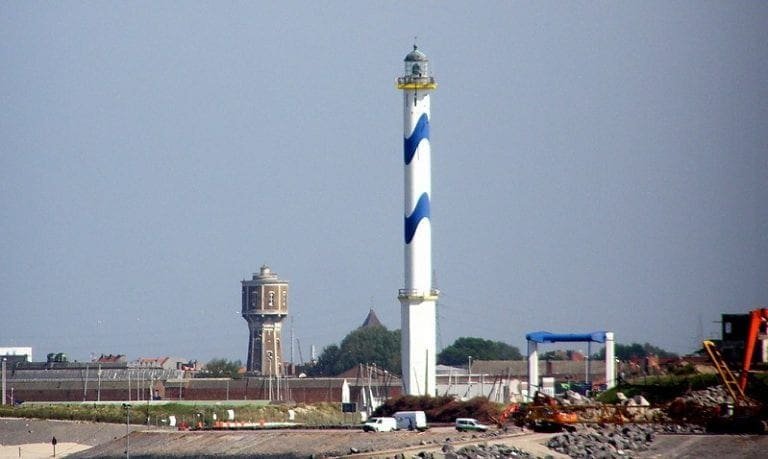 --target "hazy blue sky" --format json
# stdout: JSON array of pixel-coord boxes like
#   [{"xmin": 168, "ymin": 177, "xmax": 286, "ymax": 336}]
[{"xmin": 2, "ymin": 2, "xmax": 767, "ymax": 364}]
